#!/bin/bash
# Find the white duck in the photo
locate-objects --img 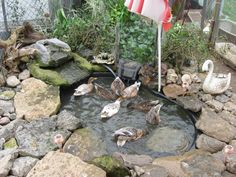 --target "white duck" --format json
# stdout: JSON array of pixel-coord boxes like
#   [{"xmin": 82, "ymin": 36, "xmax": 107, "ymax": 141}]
[
  {"xmin": 202, "ymin": 60, "xmax": 231, "ymax": 94},
  {"xmin": 74, "ymin": 77, "xmax": 97, "ymax": 96},
  {"xmin": 100, "ymin": 98, "xmax": 122, "ymax": 118}
]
